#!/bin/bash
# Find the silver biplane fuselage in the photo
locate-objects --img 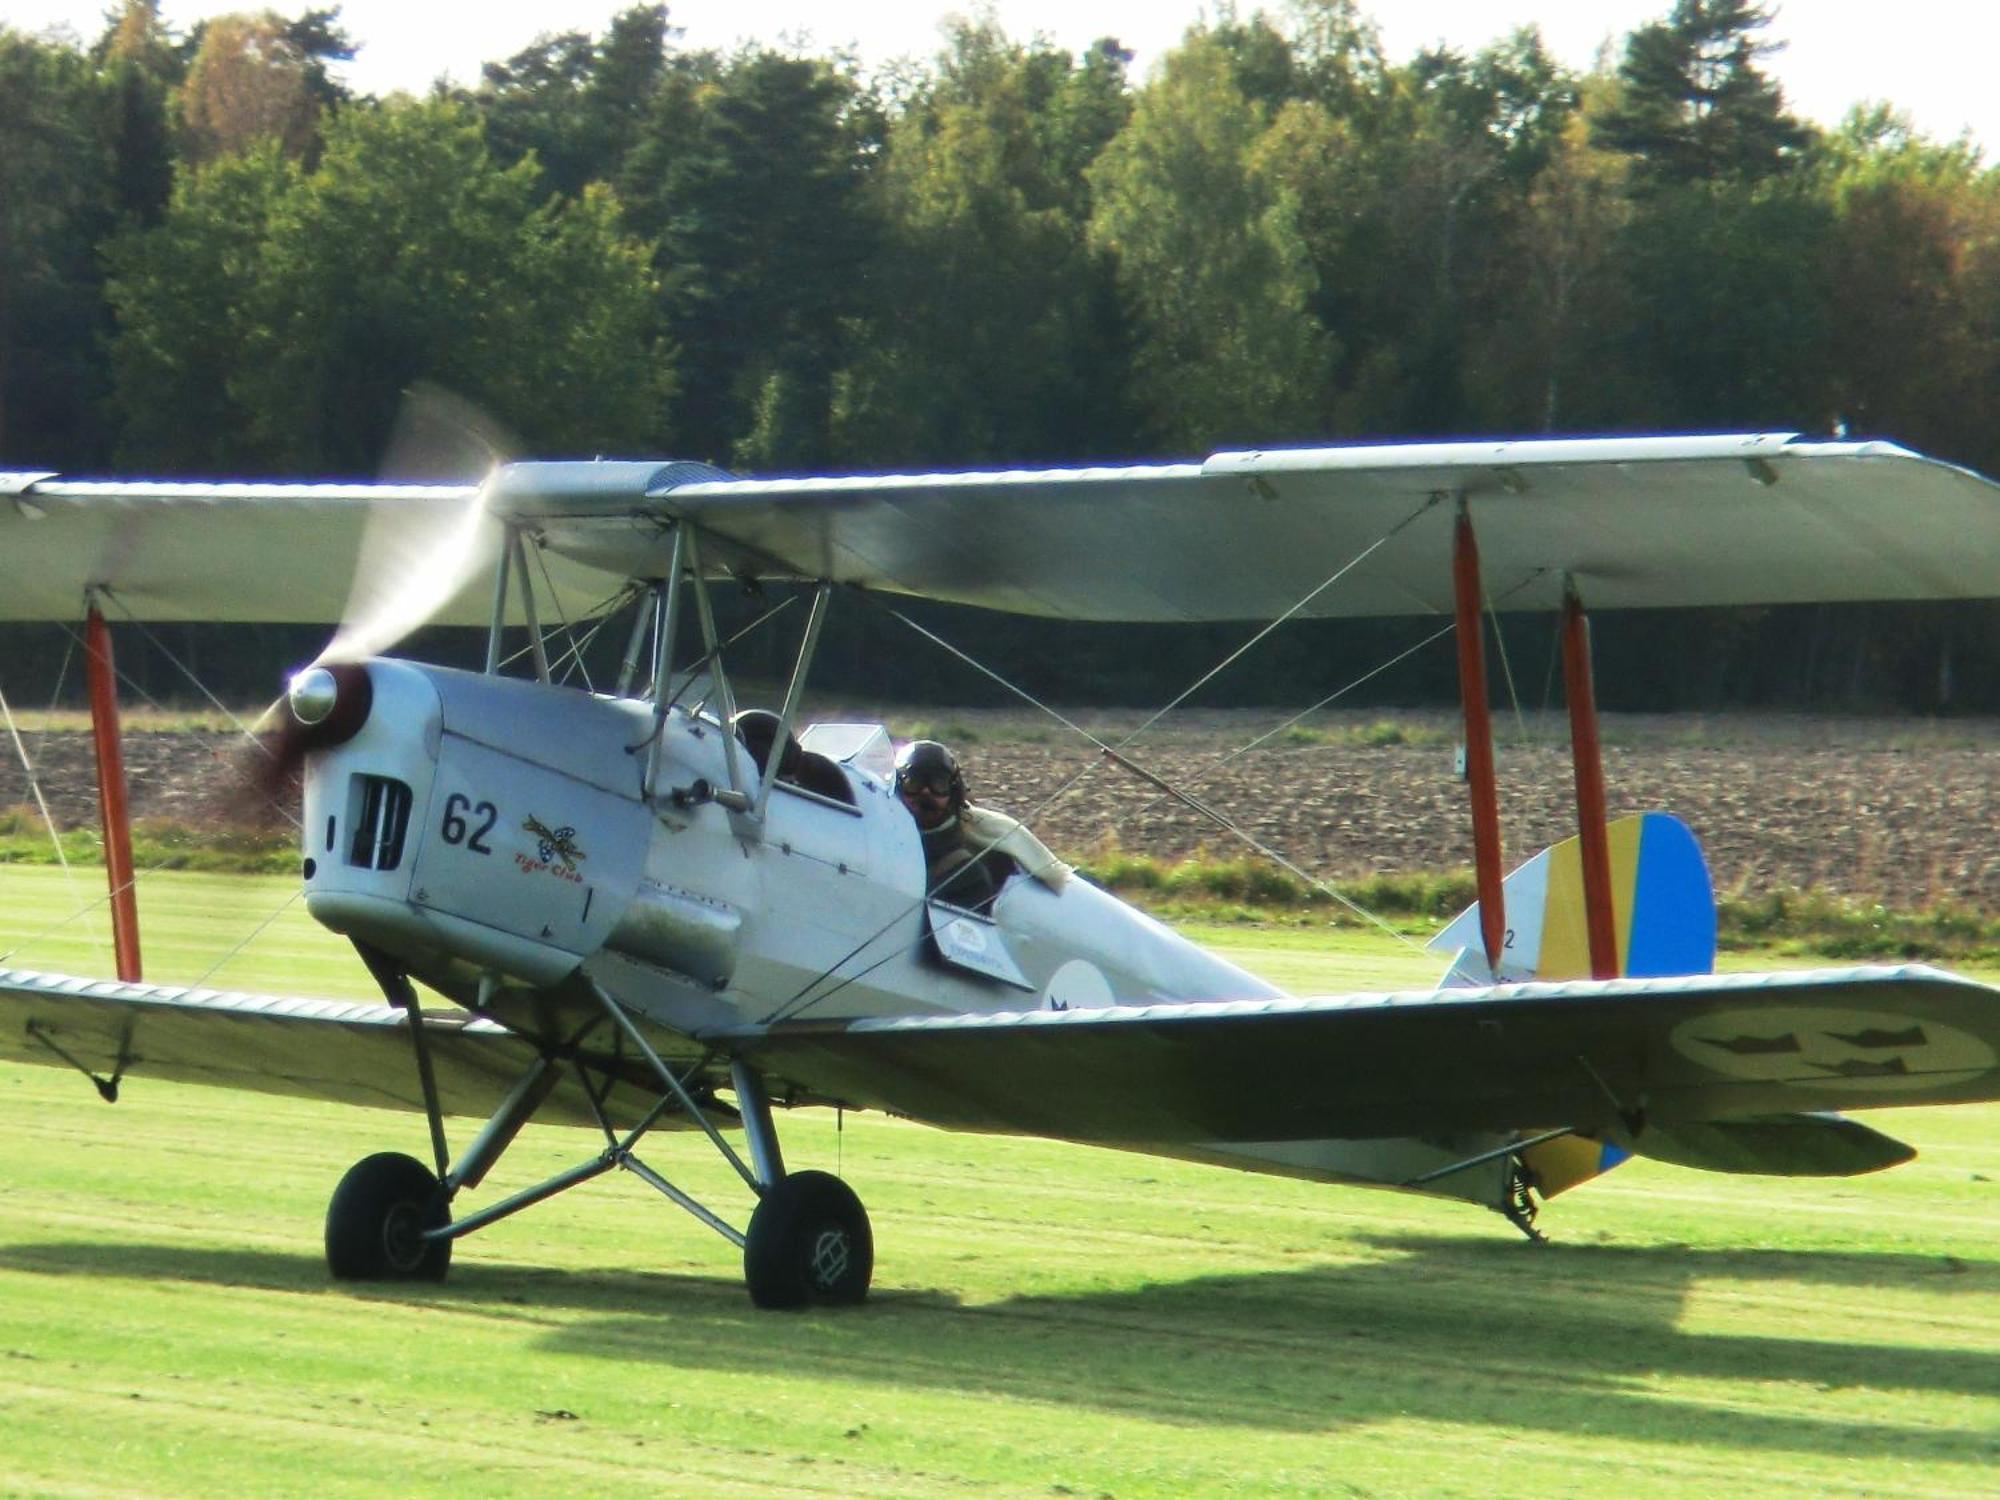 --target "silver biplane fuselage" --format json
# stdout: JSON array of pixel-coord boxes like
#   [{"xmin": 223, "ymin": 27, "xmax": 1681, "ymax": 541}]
[
  {"xmin": 303, "ymin": 658, "xmax": 1274, "ymax": 1040},
  {"xmin": 298, "ymin": 658, "xmax": 1464, "ymax": 1206}
]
